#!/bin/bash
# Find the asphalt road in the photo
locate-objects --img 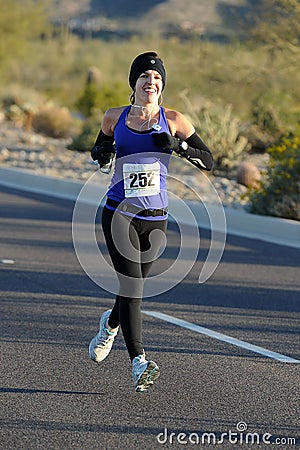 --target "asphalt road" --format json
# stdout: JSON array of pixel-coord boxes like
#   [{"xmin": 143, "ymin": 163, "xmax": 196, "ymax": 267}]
[{"xmin": 0, "ymin": 185, "xmax": 299, "ymax": 449}]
